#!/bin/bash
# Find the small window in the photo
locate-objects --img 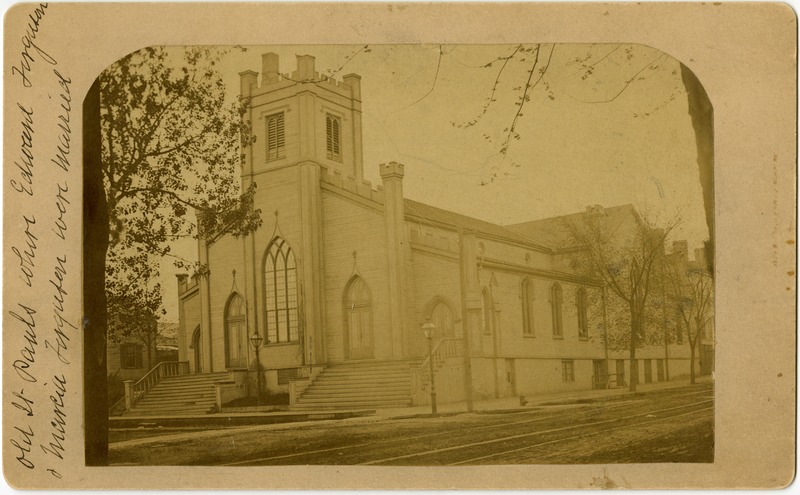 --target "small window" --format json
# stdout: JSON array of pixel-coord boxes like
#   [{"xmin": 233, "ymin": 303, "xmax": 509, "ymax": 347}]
[
  {"xmin": 266, "ymin": 113, "xmax": 285, "ymax": 160},
  {"xmin": 326, "ymin": 114, "xmax": 342, "ymax": 161},
  {"xmin": 576, "ymin": 288, "xmax": 588, "ymax": 339},
  {"xmin": 551, "ymin": 283, "xmax": 563, "ymax": 338},
  {"xmin": 120, "ymin": 344, "xmax": 143, "ymax": 369},
  {"xmin": 561, "ymin": 360, "xmax": 575, "ymax": 382}
]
